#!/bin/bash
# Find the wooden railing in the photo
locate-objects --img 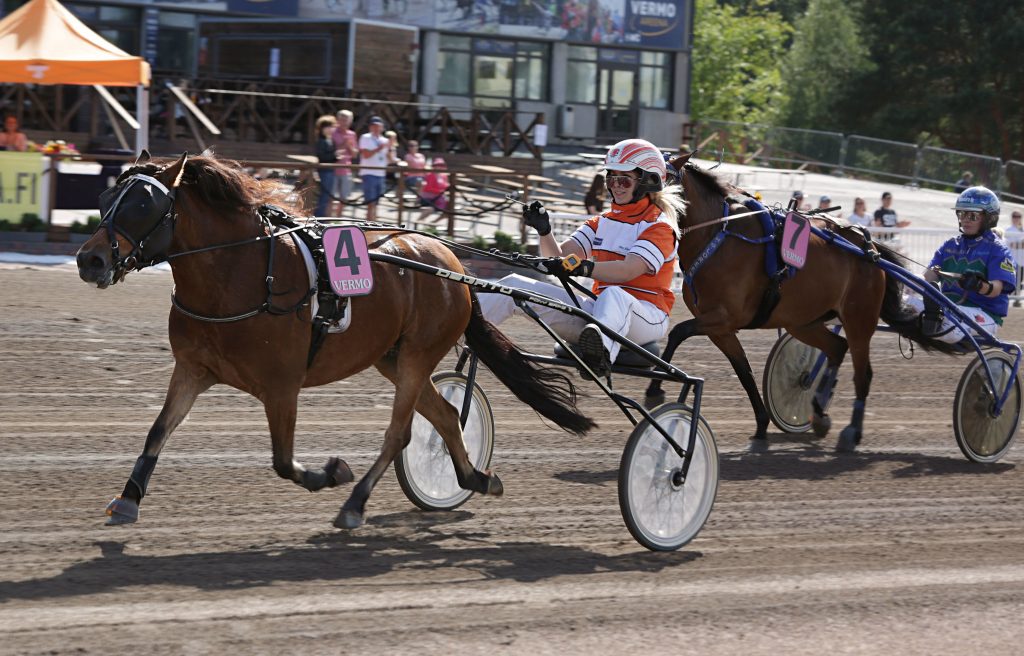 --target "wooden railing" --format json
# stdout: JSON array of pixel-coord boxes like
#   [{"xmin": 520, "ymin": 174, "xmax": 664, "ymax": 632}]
[{"xmin": 1, "ymin": 78, "xmax": 544, "ymax": 160}]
